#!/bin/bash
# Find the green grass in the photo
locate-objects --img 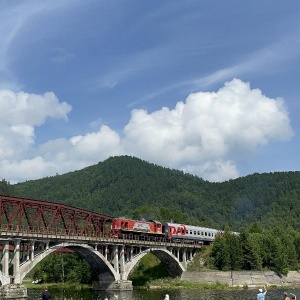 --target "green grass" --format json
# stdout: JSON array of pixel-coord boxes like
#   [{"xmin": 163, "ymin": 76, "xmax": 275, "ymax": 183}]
[
  {"xmin": 22, "ymin": 278, "xmax": 92, "ymax": 290},
  {"xmin": 146, "ymin": 278, "xmax": 231, "ymax": 290}
]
